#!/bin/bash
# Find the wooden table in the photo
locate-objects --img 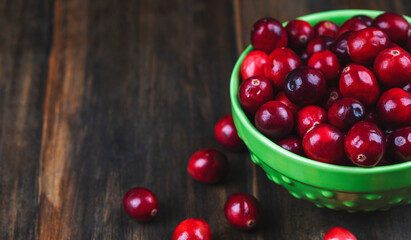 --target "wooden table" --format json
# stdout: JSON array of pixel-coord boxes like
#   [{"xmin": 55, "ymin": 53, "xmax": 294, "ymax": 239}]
[{"xmin": 1, "ymin": 0, "xmax": 410, "ymax": 239}]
